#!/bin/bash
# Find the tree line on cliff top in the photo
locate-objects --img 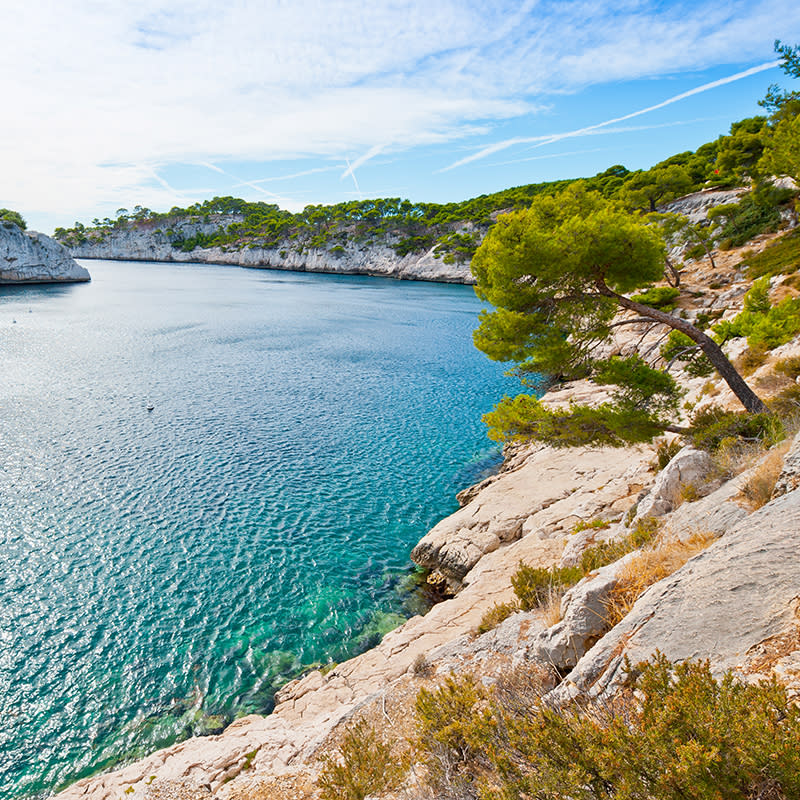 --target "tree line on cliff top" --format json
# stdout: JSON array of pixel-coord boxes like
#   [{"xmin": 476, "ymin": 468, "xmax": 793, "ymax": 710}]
[{"xmin": 53, "ymin": 43, "xmax": 800, "ymax": 449}]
